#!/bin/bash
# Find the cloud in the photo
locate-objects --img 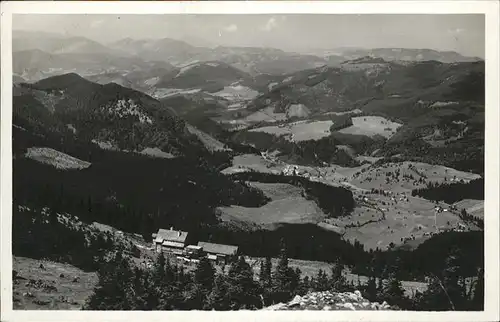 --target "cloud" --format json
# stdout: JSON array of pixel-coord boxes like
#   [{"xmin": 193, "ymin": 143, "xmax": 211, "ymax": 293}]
[
  {"xmin": 224, "ymin": 24, "xmax": 238, "ymax": 33},
  {"xmin": 262, "ymin": 17, "xmax": 278, "ymax": 31},
  {"xmin": 89, "ymin": 19, "xmax": 104, "ymax": 28}
]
